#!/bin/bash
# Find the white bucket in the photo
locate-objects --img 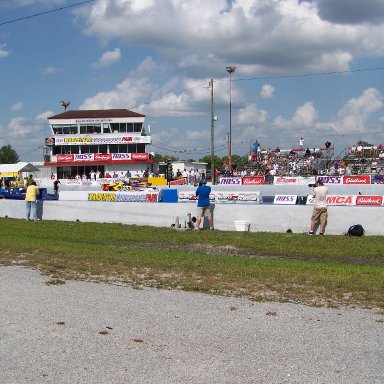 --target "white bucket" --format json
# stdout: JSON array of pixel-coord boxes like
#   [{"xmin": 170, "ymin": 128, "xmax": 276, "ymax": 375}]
[{"xmin": 234, "ymin": 220, "xmax": 251, "ymax": 232}]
